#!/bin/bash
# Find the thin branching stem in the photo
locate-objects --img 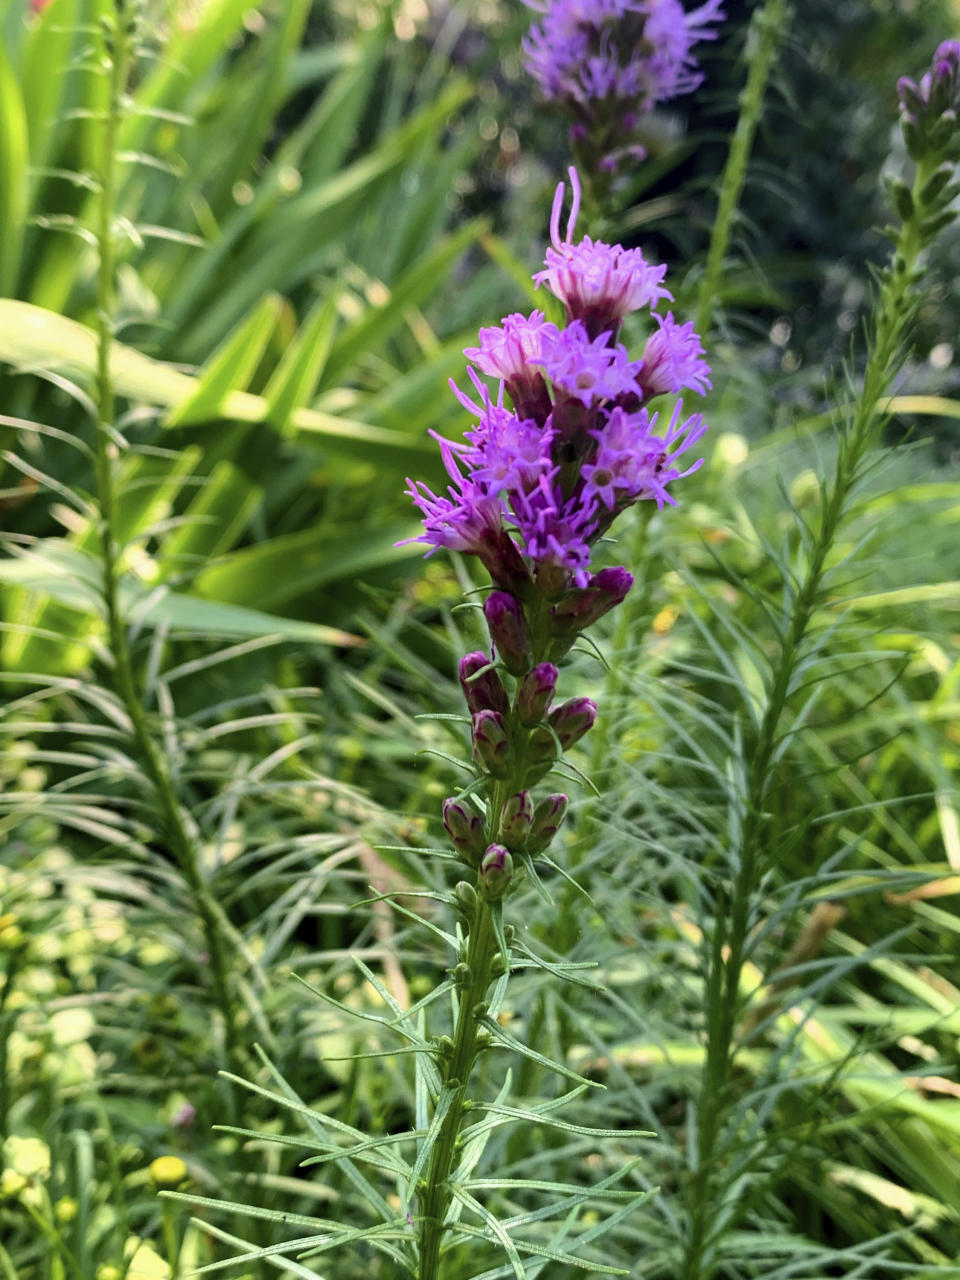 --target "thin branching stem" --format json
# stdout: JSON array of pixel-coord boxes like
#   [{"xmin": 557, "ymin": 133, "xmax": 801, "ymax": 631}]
[
  {"xmin": 695, "ymin": 0, "xmax": 790, "ymax": 338},
  {"xmin": 92, "ymin": 1, "xmax": 240, "ymax": 1070},
  {"xmin": 680, "ymin": 152, "xmax": 939, "ymax": 1280}
]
